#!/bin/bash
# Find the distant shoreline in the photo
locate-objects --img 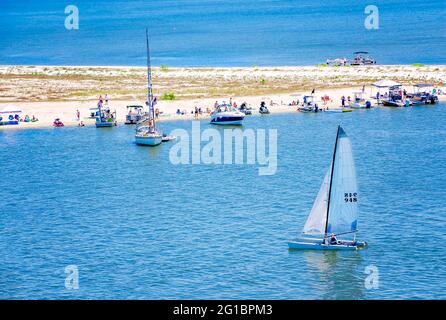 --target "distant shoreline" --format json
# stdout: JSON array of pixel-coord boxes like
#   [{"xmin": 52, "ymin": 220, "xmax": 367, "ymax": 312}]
[{"xmin": 1, "ymin": 63, "xmax": 445, "ymax": 69}]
